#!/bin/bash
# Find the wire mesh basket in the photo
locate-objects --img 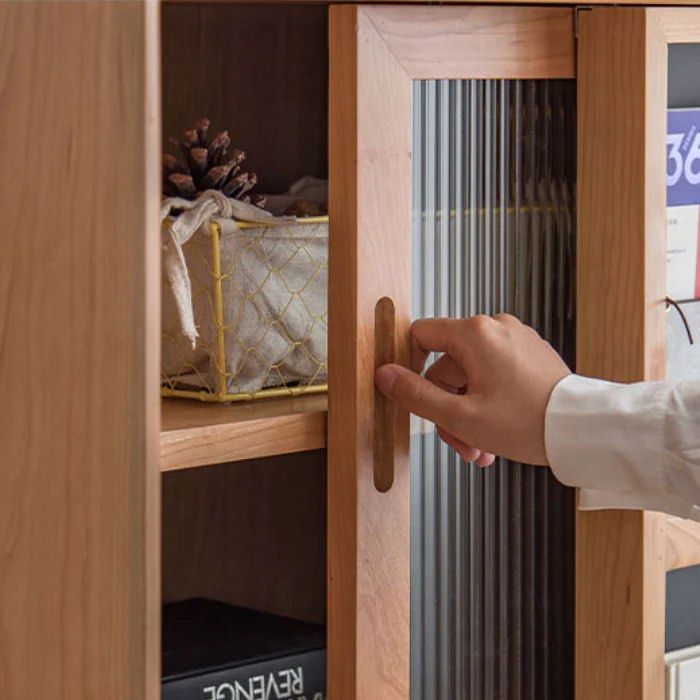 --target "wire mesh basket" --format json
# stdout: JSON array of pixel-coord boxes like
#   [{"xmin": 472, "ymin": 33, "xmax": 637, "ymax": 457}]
[{"xmin": 161, "ymin": 216, "xmax": 328, "ymax": 402}]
